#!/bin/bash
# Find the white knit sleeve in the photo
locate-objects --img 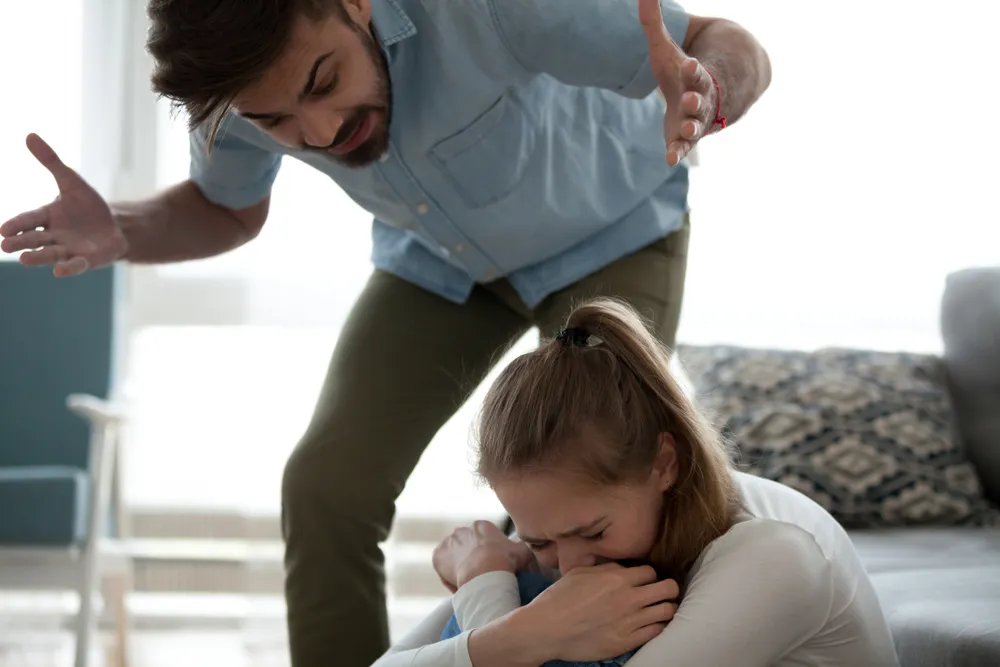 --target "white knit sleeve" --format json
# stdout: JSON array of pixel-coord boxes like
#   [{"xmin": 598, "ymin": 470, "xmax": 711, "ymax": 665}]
[
  {"xmin": 623, "ymin": 520, "xmax": 834, "ymax": 667},
  {"xmin": 370, "ymin": 571, "xmax": 521, "ymax": 667}
]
